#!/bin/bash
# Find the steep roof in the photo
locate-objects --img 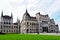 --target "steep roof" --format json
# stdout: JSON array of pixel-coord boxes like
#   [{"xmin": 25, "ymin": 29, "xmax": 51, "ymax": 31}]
[
  {"xmin": 2, "ymin": 15, "xmax": 12, "ymax": 19},
  {"xmin": 30, "ymin": 16, "xmax": 36, "ymax": 19}
]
